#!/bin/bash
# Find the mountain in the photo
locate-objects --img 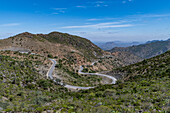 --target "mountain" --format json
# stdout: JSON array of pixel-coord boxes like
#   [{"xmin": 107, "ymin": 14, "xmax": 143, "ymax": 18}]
[
  {"xmin": 0, "ymin": 32, "xmax": 103, "ymax": 59},
  {"xmin": 0, "ymin": 50, "xmax": 169, "ymax": 112},
  {"xmin": 95, "ymin": 41, "xmax": 142, "ymax": 50},
  {"xmin": 108, "ymin": 39, "xmax": 170, "ymax": 59},
  {"xmin": 146, "ymin": 40, "xmax": 161, "ymax": 44},
  {"xmin": 0, "ymin": 32, "xmax": 104, "ymax": 68},
  {"xmin": 145, "ymin": 38, "xmax": 170, "ymax": 44}
]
